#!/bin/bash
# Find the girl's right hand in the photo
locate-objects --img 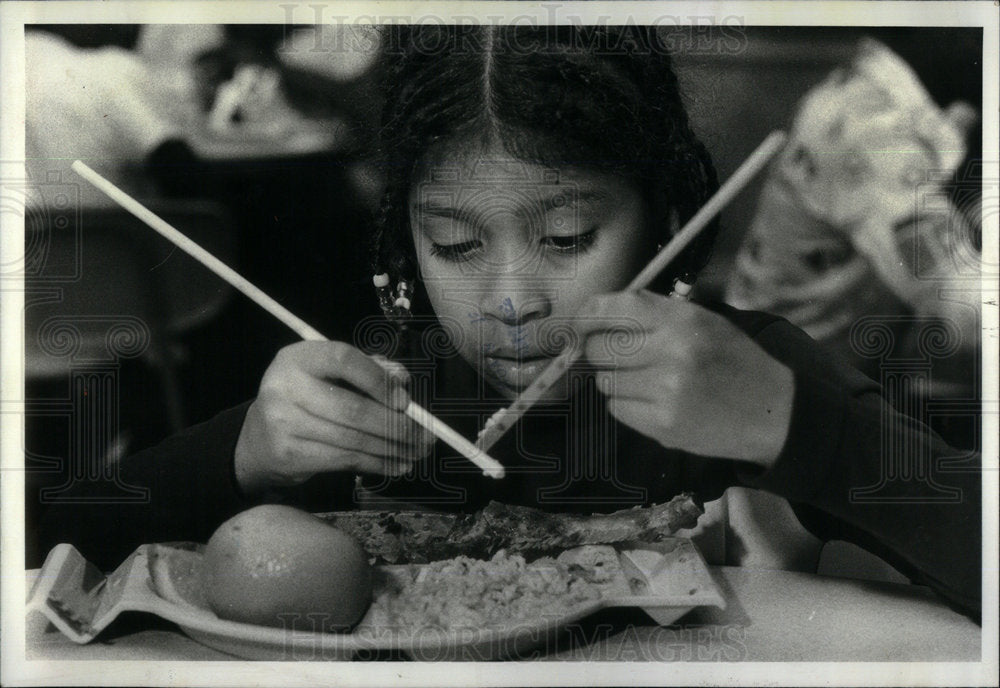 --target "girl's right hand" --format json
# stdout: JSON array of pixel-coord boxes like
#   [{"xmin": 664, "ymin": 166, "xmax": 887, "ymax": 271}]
[{"xmin": 234, "ymin": 341, "xmax": 435, "ymax": 496}]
